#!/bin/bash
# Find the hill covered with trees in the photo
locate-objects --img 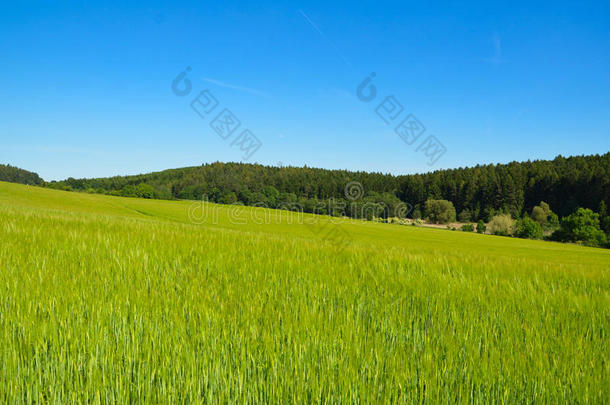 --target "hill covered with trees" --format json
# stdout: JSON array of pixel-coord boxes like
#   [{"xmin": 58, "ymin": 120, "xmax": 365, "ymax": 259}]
[
  {"xmin": 47, "ymin": 153, "xmax": 609, "ymax": 222},
  {"xmin": 0, "ymin": 164, "xmax": 43, "ymax": 186}
]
